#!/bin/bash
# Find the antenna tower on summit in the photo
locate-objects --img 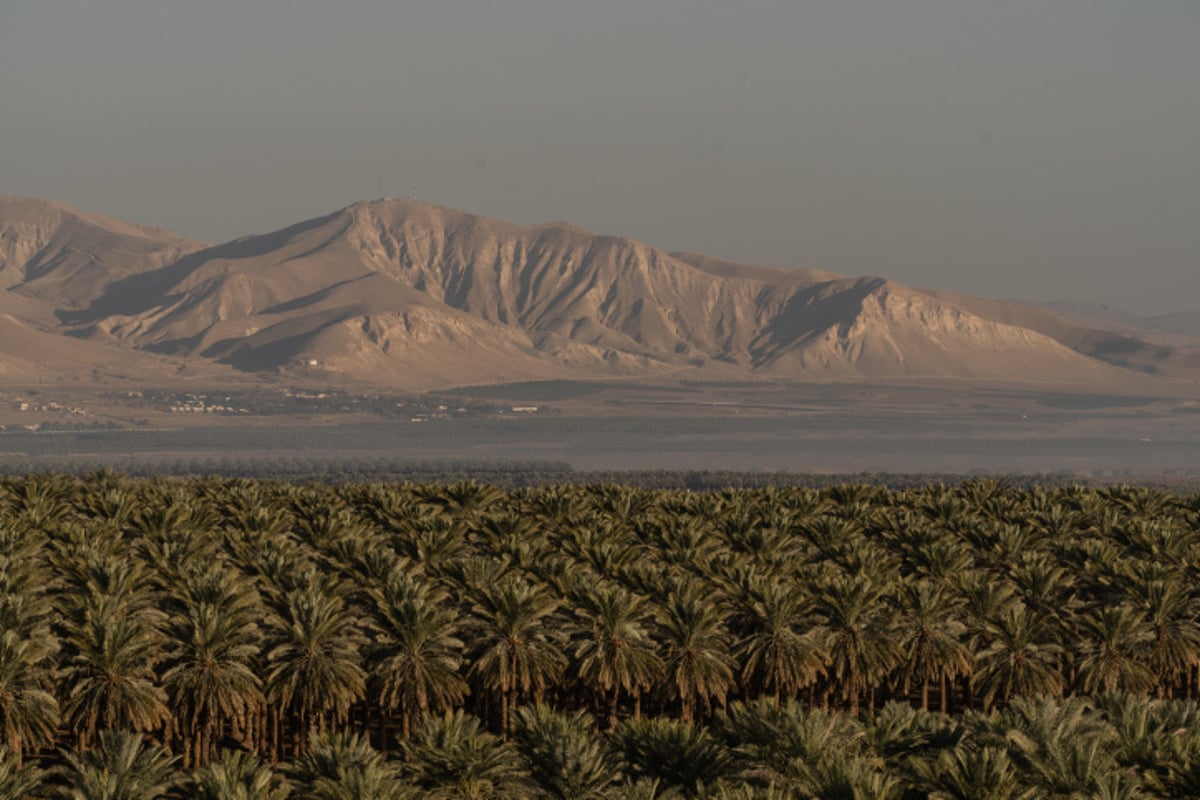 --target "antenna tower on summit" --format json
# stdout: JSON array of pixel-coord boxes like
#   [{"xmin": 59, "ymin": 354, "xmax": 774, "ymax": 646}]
[
  {"xmin": 377, "ymin": 177, "xmax": 386, "ymax": 199},
  {"xmin": 408, "ymin": 182, "xmax": 417, "ymax": 201}
]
